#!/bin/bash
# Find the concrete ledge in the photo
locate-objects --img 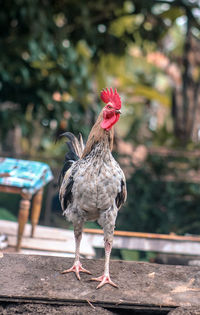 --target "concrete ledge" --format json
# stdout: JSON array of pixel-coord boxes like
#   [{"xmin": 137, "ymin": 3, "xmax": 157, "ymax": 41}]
[{"xmin": 0, "ymin": 254, "xmax": 200, "ymax": 313}]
